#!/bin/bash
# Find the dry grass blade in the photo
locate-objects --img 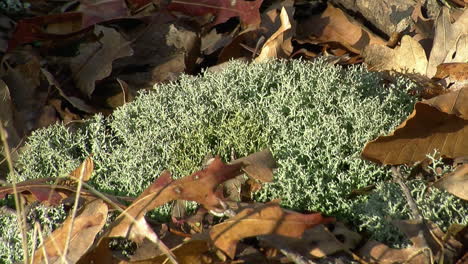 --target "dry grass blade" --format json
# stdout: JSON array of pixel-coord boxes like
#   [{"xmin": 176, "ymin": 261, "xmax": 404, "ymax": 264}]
[{"xmin": 0, "ymin": 122, "xmax": 29, "ymax": 263}]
